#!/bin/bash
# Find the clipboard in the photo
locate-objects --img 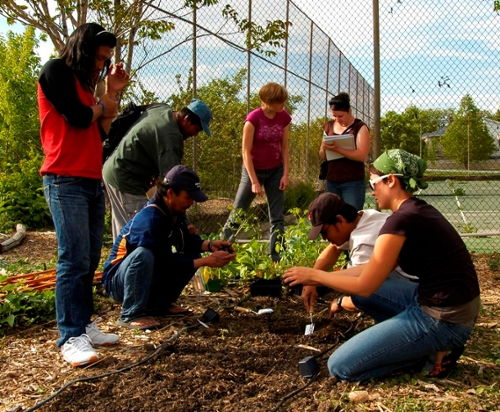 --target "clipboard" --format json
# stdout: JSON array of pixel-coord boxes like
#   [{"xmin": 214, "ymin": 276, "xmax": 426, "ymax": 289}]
[{"xmin": 323, "ymin": 133, "xmax": 355, "ymax": 160}]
